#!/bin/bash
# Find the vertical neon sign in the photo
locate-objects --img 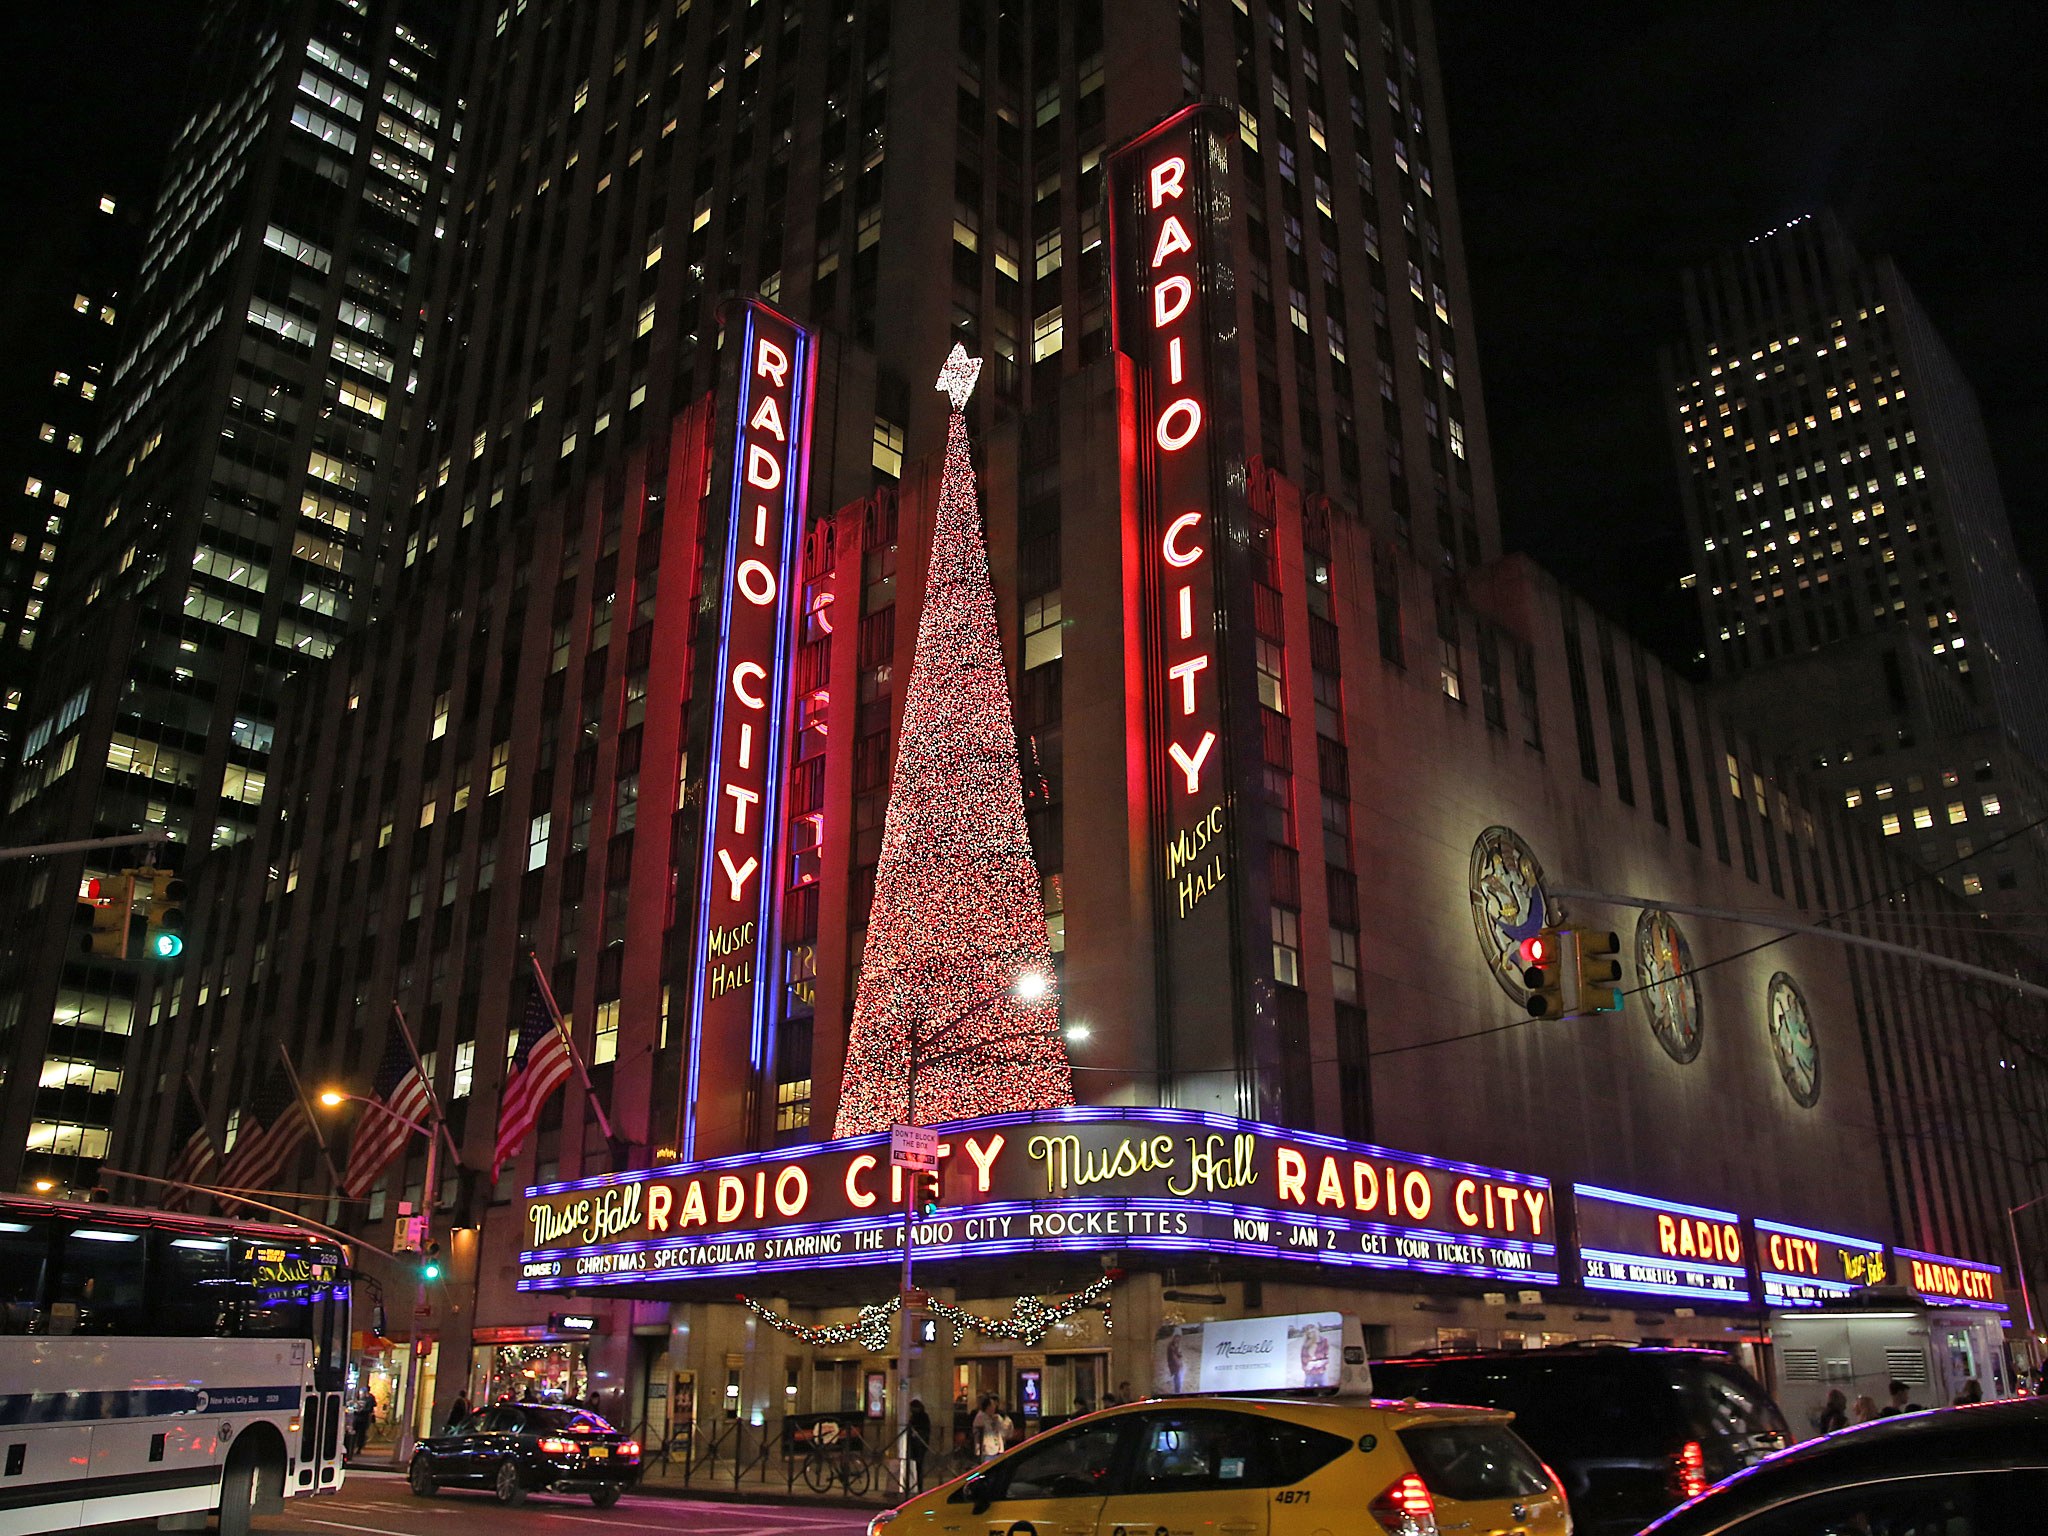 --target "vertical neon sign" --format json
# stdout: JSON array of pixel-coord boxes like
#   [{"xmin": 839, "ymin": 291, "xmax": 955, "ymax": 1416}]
[
  {"xmin": 1110, "ymin": 105, "xmax": 1274, "ymax": 1115},
  {"xmin": 683, "ymin": 302, "xmax": 816, "ymax": 1158}
]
